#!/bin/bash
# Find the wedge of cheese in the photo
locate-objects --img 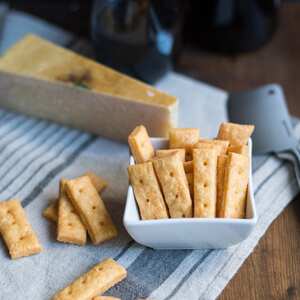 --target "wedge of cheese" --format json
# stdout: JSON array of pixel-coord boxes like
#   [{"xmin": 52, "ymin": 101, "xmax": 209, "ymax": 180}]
[{"xmin": 0, "ymin": 35, "xmax": 177, "ymax": 141}]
